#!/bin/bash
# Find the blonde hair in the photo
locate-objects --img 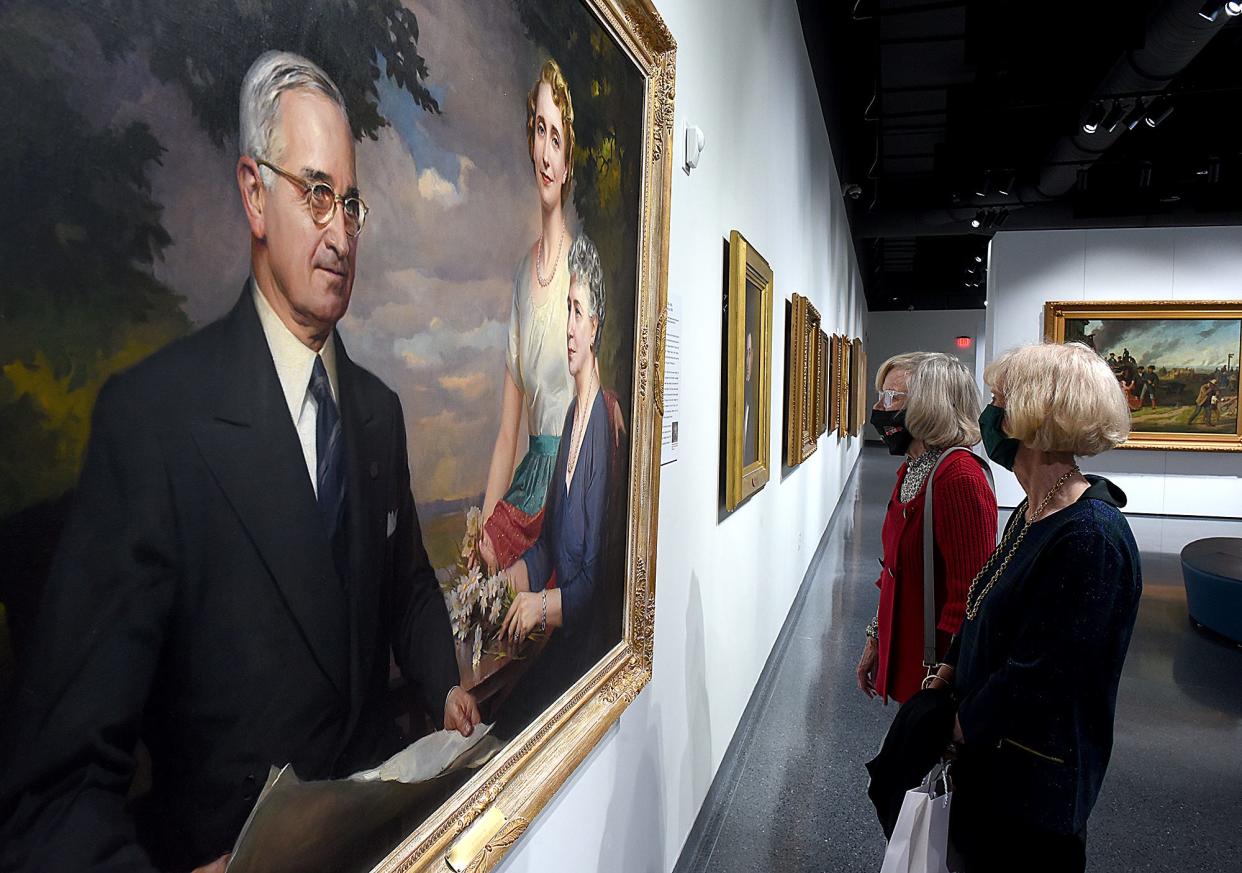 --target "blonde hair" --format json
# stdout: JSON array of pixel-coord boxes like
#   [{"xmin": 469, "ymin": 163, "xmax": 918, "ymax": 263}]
[
  {"xmin": 984, "ymin": 342, "xmax": 1130, "ymax": 456},
  {"xmin": 876, "ymin": 352, "xmax": 981, "ymax": 448},
  {"xmin": 526, "ymin": 58, "xmax": 575, "ymax": 205}
]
